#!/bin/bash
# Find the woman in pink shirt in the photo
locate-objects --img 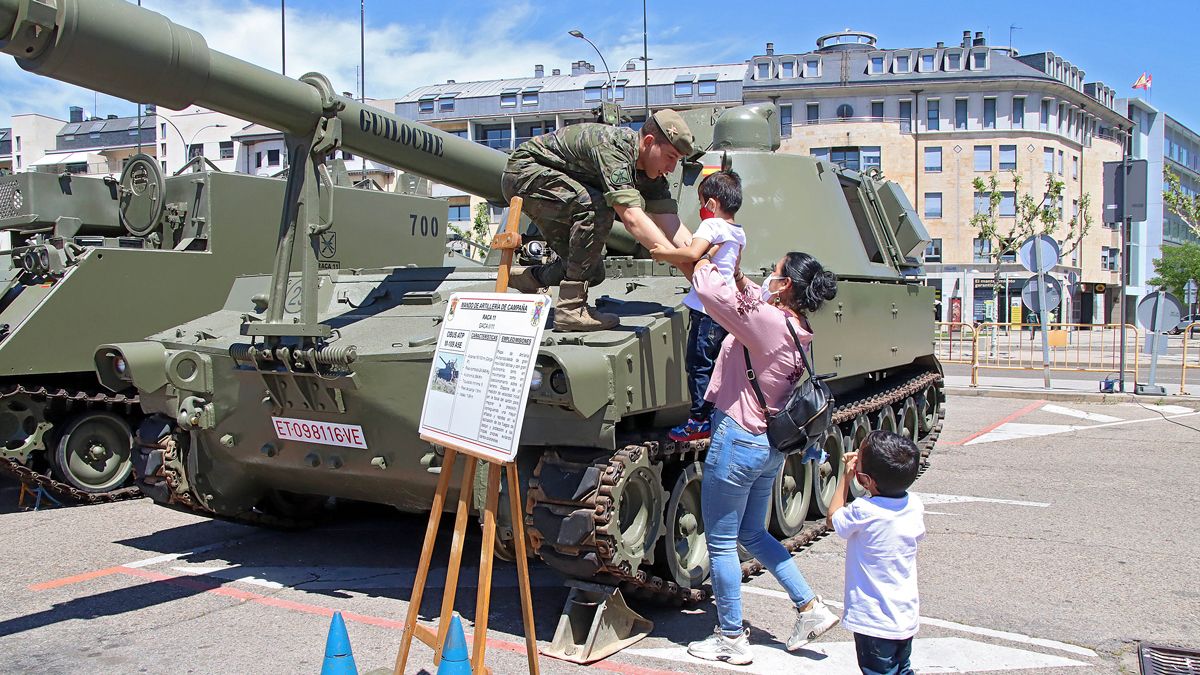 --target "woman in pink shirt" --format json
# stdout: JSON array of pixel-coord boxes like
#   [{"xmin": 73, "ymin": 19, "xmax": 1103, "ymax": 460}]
[{"xmin": 685, "ymin": 251, "xmax": 840, "ymax": 666}]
